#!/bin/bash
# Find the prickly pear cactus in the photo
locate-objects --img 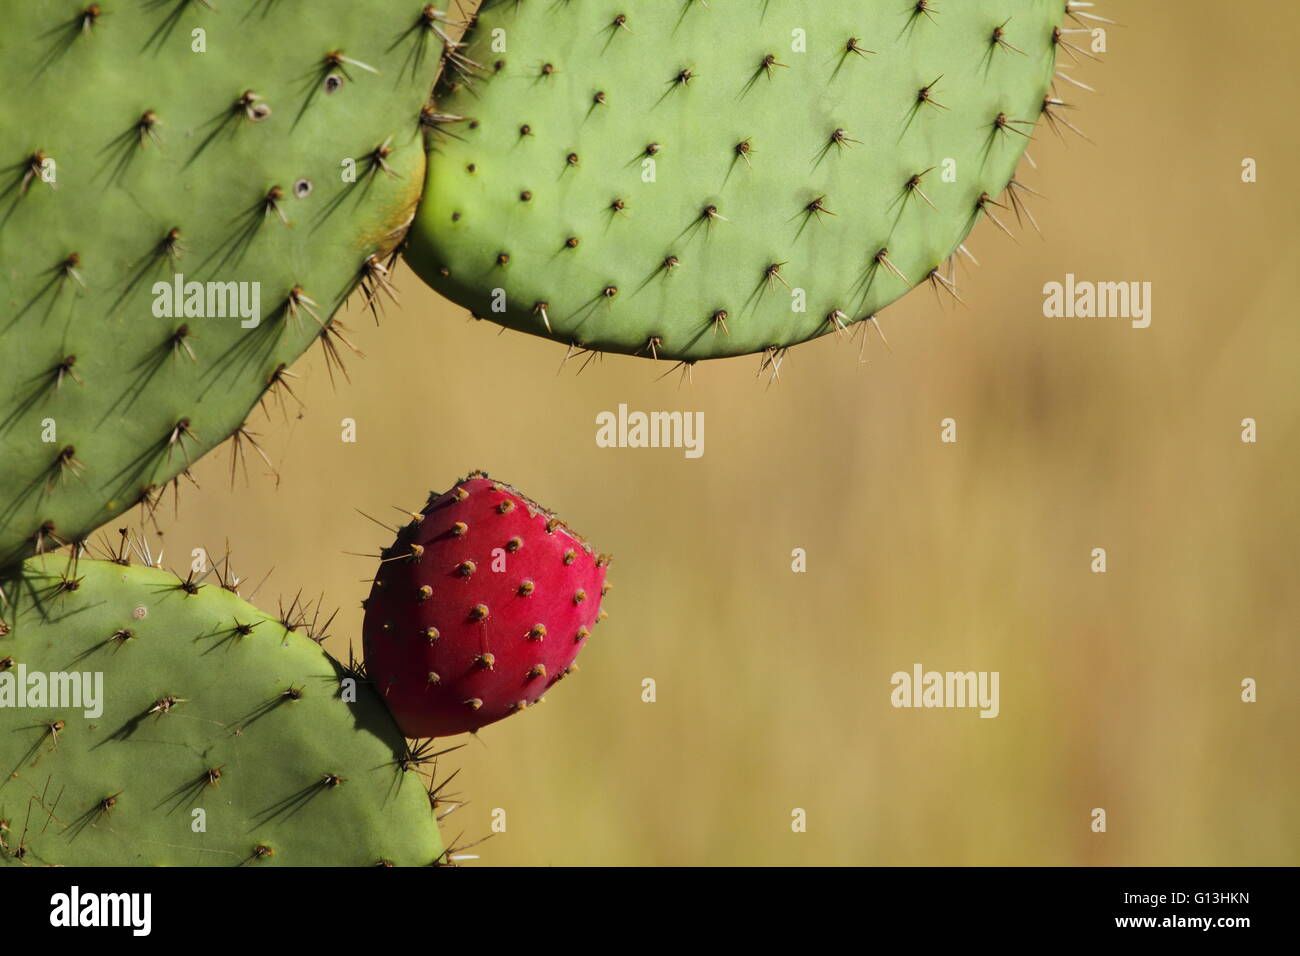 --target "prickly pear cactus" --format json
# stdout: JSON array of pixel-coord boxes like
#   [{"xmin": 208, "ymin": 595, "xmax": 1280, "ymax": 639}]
[
  {"xmin": 363, "ymin": 472, "xmax": 611, "ymax": 738},
  {"xmin": 0, "ymin": 557, "xmax": 444, "ymax": 866},
  {"xmin": 0, "ymin": 1, "xmax": 444, "ymax": 568},
  {"xmin": 407, "ymin": 0, "xmax": 1072, "ymax": 361}
]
